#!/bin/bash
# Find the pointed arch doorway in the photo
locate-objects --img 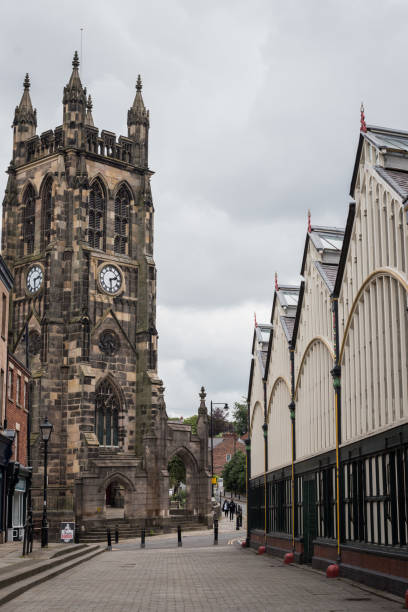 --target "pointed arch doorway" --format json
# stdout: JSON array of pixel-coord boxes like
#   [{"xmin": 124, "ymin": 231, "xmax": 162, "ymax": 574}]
[{"xmin": 168, "ymin": 447, "xmax": 199, "ymax": 516}]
